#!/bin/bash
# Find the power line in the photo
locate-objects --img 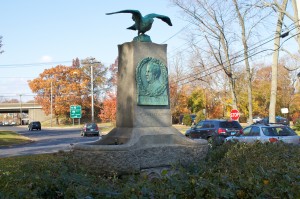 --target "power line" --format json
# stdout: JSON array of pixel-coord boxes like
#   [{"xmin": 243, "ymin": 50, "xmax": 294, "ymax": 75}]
[
  {"xmin": 174, "ymin": 23, "xmax": 299, "ymax": 84},
  {"xmin": 177, "ymin": 31, "xmax": 300, "ymax": 86},
  {"xmin": 0, "ymin": 60, "xmax": 72, "ymax": 68}
]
